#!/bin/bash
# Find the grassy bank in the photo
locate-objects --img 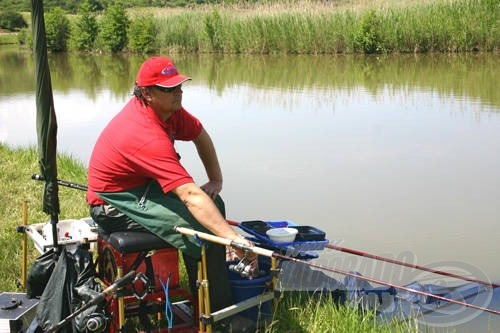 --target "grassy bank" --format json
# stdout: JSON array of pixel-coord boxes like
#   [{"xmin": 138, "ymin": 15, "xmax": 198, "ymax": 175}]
[
  {"xmin": 136, "ymin": 0, "xmax": 498, "ymax": 54},
  {"xmin": 0, "ymin": 144, "xmax": 418, "ymax": 332},
  {"xmin": 0, "ymin": 144, "xmax": 88, "ymax": 291}
]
